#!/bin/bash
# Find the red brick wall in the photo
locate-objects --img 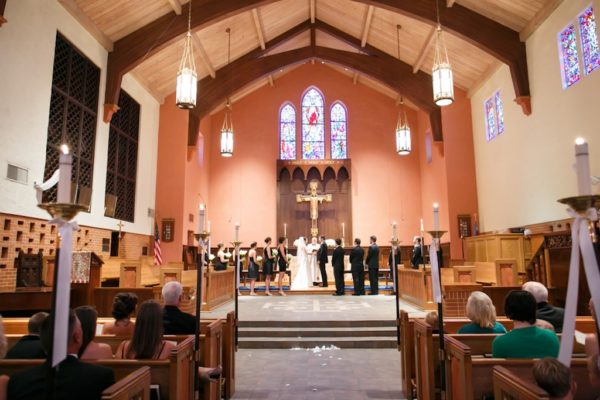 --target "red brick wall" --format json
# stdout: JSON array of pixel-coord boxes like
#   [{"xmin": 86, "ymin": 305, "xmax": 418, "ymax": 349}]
[{"xmin": 0, "ymin": 213, "xmax": 151, "ymax": 290}]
